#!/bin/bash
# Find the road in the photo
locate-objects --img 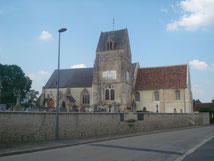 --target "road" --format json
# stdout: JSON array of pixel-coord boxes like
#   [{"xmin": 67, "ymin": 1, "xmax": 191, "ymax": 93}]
[{"xmin": 1, "ymin": 126, "xmax": 214, "ymax": 161}]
